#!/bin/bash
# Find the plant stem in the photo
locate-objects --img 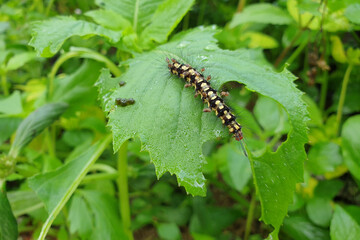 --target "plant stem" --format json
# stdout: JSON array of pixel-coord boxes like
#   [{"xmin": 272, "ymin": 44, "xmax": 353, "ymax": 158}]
[
  {"xmin": 48, "ymin": 47, "xmax": 122, "ymax": 100},
  {"xmin": 45, "ymin": 129, "xmax": 56, "ymax": 158},
  {"xmin": 319, "ymin": 68, "xmax": 329, "ymax": 113},
  {"xmin": 274, "ymin": 16, "xmax": 315, "ymax": 68},
  {"xmin": 286, "ymin": 37, "xmax": 308, "ymax": 66},
  {"xmin": 335, "ymin": 64, "xmax": 353, "ymax": 135},
  {"xmin": 237, "ymin": 0, "xmax": 247, "ymax": 12},
  {"xmin": 244, "ymin": 192, "xmax": 256, "ymax": 240},
  {"xmin": 1, "ymin": 73, "xmax": 8, "ymax": 96},
  {"xmin": 117, "ymin": 140, "xmax": 133, "ymax": 240}
]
